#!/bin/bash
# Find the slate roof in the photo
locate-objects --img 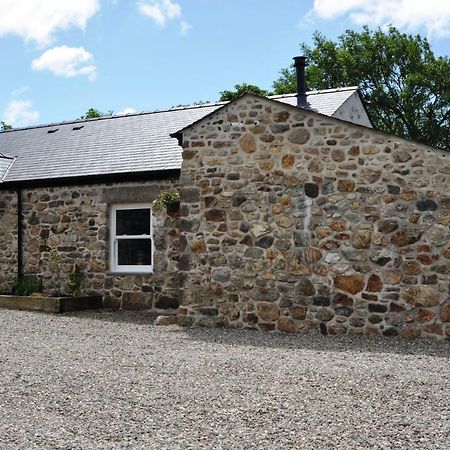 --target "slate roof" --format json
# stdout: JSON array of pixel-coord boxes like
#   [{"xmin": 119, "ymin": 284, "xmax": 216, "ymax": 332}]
[
  {"xmin": 271, "ymin": 87, "xmax": 357, "ymax": 117},
  {"xmin": 0, "ymin": 87, "xmax": 358, "ymax": 184}
]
